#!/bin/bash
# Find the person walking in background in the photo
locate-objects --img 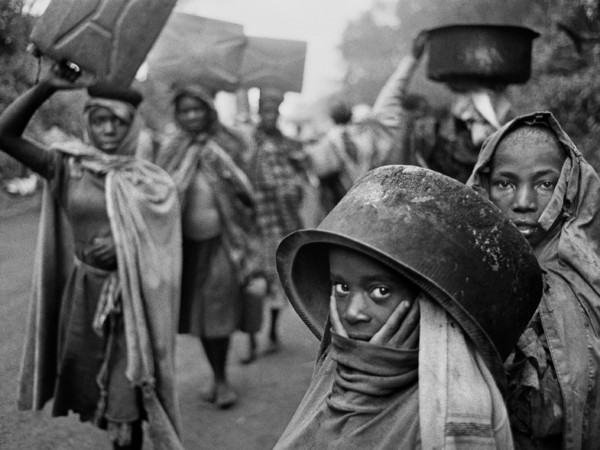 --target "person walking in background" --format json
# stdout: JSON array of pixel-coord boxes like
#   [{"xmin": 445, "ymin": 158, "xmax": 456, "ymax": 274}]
[
  {"xmin": 307, "ymin": 98, "xmax": 399, "ymax": 213},
  {"xmin": 244, "ymin": 87, "xmax": 311, "ymax": 356},
  {"xmin": 468, "ymin": 111, "xmax": 600, "ymax": 449},
  {"xmin": 379, "ymin": 31, "xmax": 513, "ymax": 183},
  {"xmin": 274, "ymin": 165, "xmax": 542, "ymax": 449},
  {"xmin": 149, "ymin": 83, "xmax": 266, "ymax": 408},
  {"xmin": 0, "ymin": 63, "xmax": 184, "ymax": 450}
]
